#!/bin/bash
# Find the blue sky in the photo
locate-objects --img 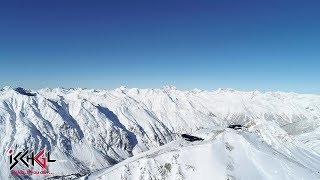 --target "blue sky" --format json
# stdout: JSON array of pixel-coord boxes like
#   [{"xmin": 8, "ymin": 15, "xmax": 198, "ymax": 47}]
[{"xmin": 0, "ymin": 0, "xmax": 319, "ymax": 93}]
